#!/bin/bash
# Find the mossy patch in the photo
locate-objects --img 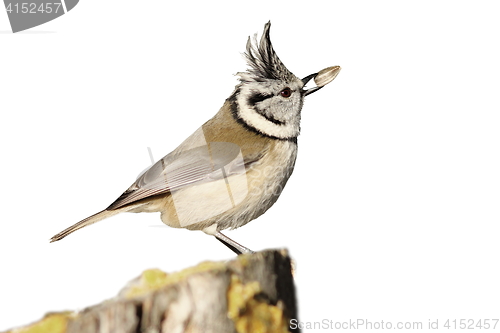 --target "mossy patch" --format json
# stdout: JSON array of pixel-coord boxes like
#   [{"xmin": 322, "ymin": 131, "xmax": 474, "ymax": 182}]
[
  {"xmin": 124, "ymin": 261, "xmax": 227, "ymax": 298},
  {"xmin": 227, "ymin": 275, "xmax": 289, "ymax": 333},
  {"xmin": 5, "ymin": 312, "xmax": 73, "ymax": 333}
]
